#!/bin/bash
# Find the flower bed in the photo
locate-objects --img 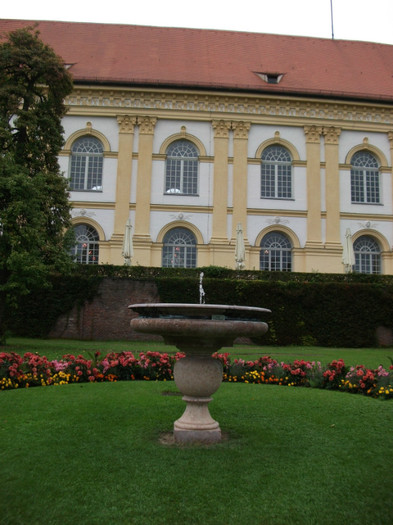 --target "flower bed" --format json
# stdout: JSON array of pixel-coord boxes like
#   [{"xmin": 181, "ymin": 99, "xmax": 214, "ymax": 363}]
[{"xmin": 1, "ymin": 350, "xmax": 392, "ymax": 399}]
